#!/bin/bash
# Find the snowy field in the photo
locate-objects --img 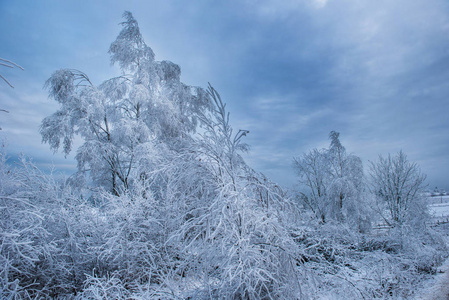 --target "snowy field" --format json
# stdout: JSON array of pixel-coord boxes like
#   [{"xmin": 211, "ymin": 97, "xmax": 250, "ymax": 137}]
[{"xmin": 428, "ymin": 196, "xmax": 449, "ymax": 226}]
